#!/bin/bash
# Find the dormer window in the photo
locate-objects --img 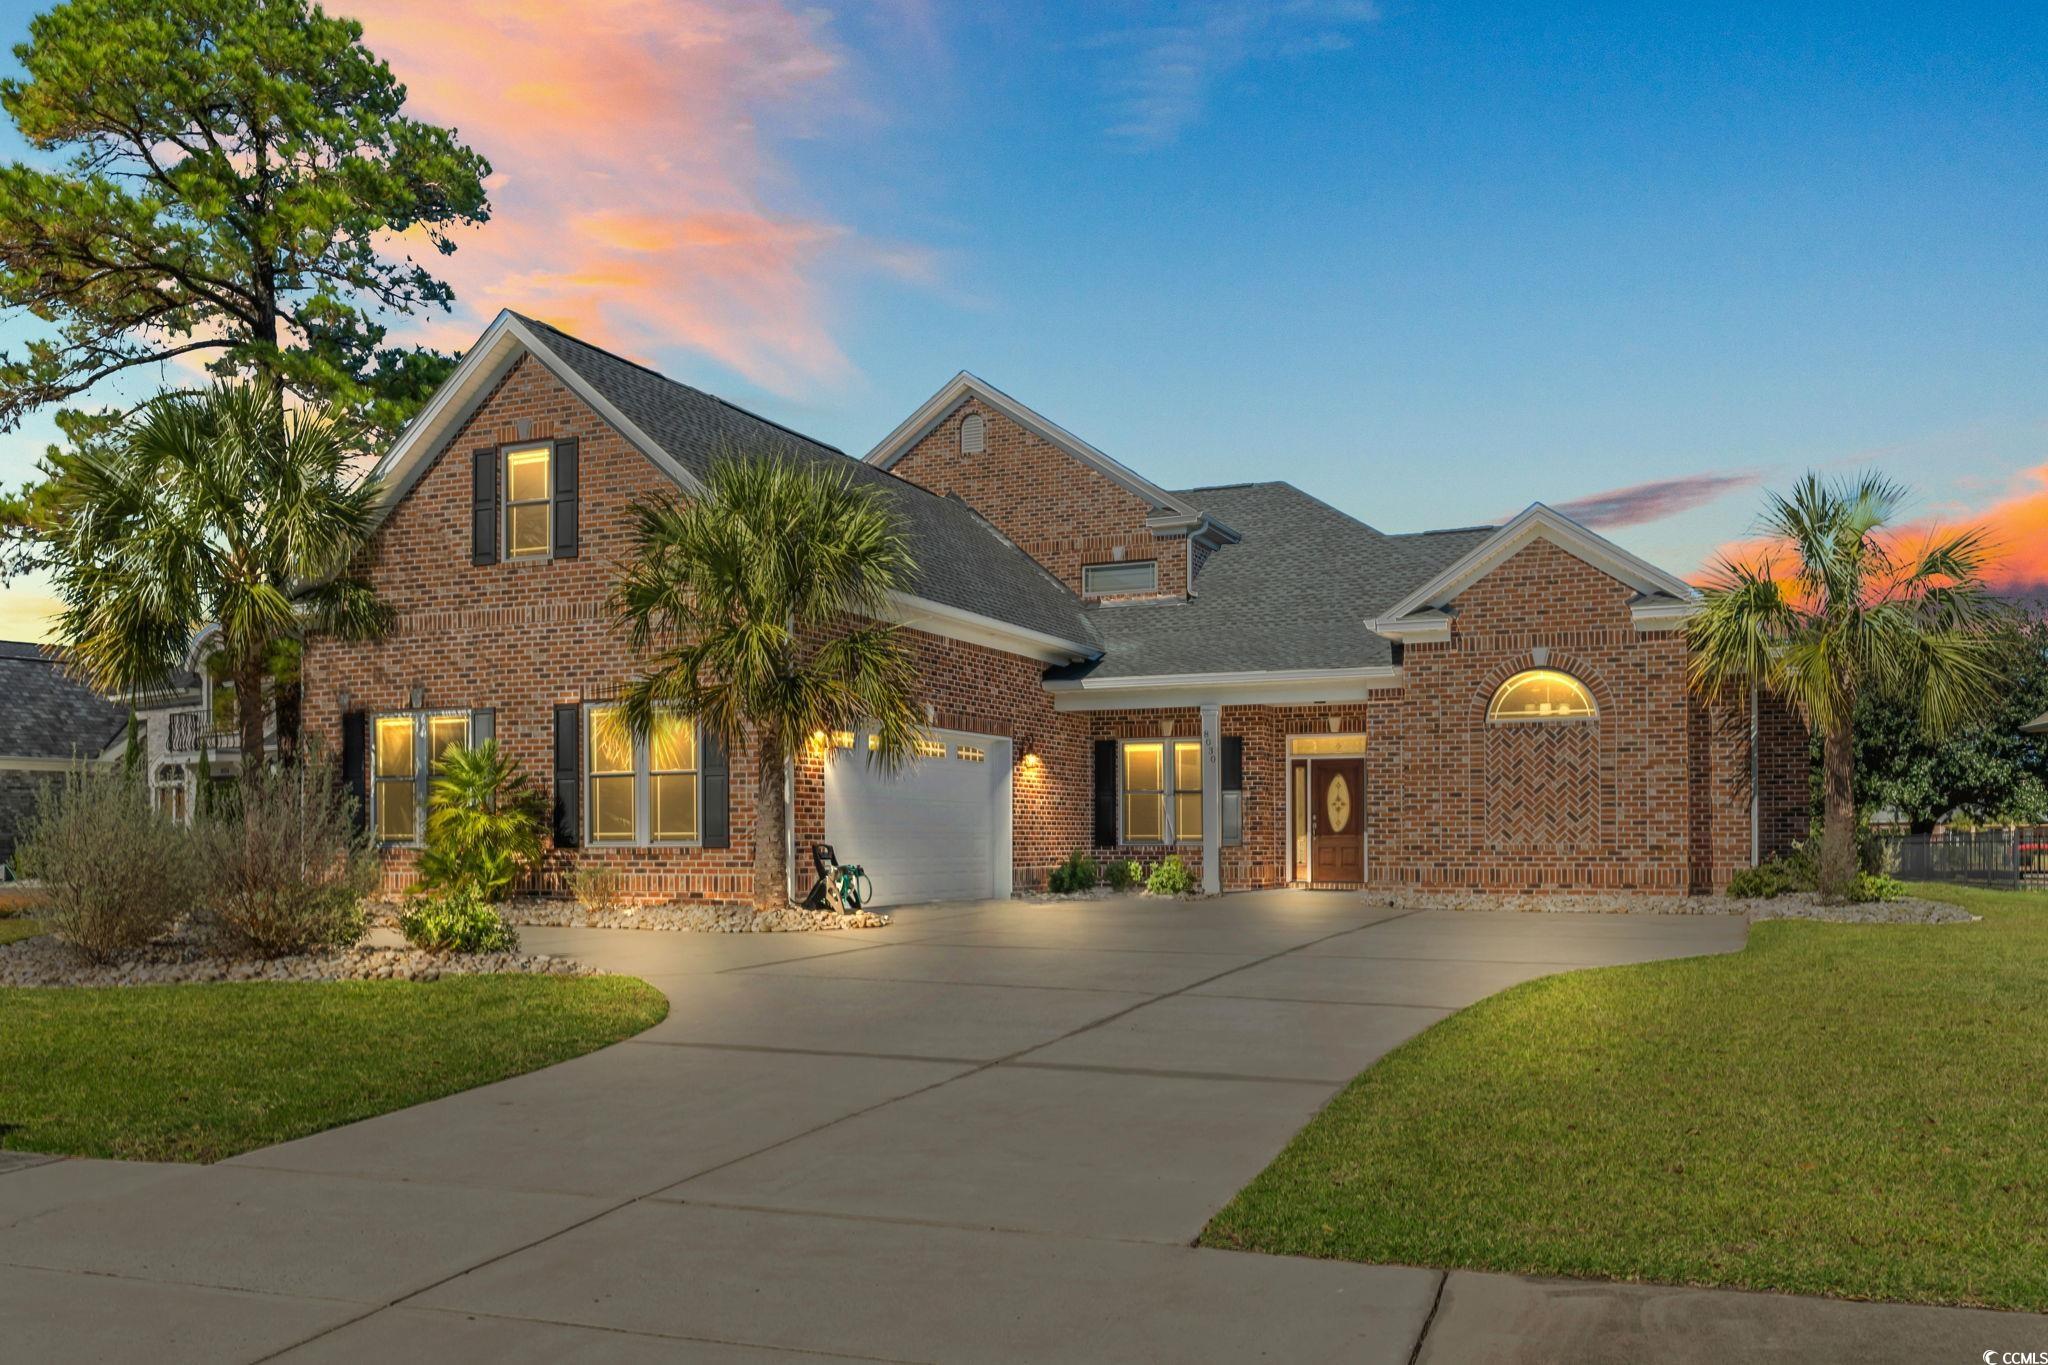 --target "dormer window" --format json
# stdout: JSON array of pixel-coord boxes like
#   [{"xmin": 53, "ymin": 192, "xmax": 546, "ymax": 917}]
[
  {"xmin": 503, "ymin": 443, "xmax": 553, "ymax": 559},
  {"xmin": 1488, "ymin": 669, "xmax": 1596, "ymax": 722},
  {"xmin": 1083, "ymin": 560, "xmax": 1158, "ymax": 595},
  {"xmin": 959, "ymin": 412, "xmax": 986, "ymax": 454}
]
